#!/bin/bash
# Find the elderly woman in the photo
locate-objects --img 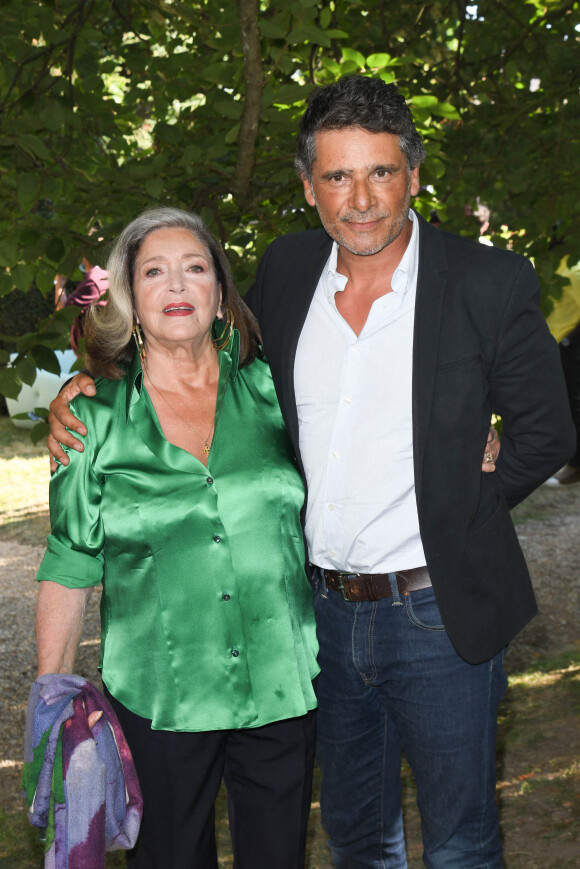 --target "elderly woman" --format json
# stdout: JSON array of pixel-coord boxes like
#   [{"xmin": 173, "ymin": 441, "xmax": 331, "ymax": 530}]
[{"xmin": 36, "ymin": 207, "xmax": 319, "ymax": 869}]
